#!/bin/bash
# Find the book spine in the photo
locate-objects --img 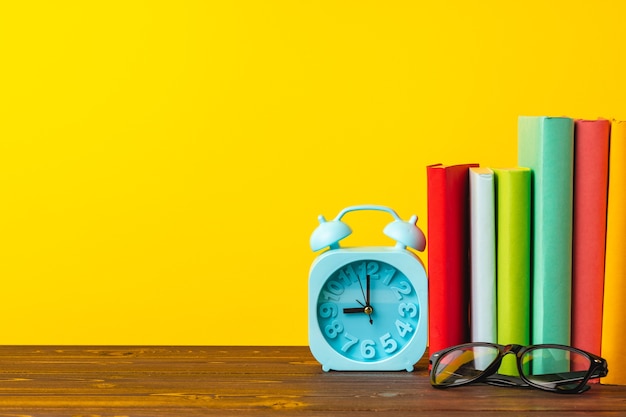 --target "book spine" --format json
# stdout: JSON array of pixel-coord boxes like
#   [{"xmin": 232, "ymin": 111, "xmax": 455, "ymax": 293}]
[
  {"xmin": 571, "ymin": 119, "xmax": 610, "ymax": 360},
  {"xmin": 427, "ymin": 163, "xmax": 477, "ymax": 354},
  {"xmin": 469, "ymin": 167, "xmax": 497, "ymax": 344},
  {"xmin": 601, "ymin": 120, "xmax": 626, "ymax": 385},
  {"xmin": 493, "ymin": 167, "xmax": 531, "ymax": 376},
  {"xmin": 518, "ymin": 116, "xmax": 574, "ymax": 349}
]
